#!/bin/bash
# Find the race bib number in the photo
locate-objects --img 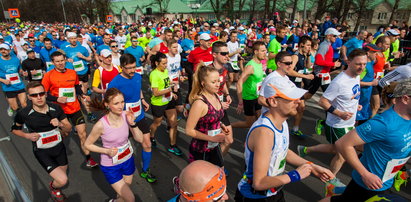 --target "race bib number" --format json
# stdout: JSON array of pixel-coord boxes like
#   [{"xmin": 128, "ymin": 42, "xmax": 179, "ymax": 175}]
[
  {"xmin": 295, "ymin": 70, "xmax": 305, "ymax": 83},
  {"xmin": 36, "ymin": 129, "xmax": 62, "ymax": 149},
  {"xmin": 318, "ymin": 73, "xmax": 331, "ymax": 85},
  {"xmin": 121, "ymin": 44, "xmax": 125, "ymax": 50},
  {"xmin": 112, "ymin": 140, "xmax": 134, "ymax": 165},
  {"xmin": 271, "ymin": 148, "xmax": 288, "ymax": 176},
  {"xmin": 240, "ymin": 44, "xmax": 246, "ymax": 50},
  {"xmin": 256, "ymin": 82, "xmax": 262, "ymax": 95},
  {"xmin": 162, "ymin": 91, "xmax": 172, "ymax": 102},
  {"xmin": 73, "ymin": 61, "xmax": 85, "ymax": 72},
  {"xmin": 382, "ymin": 156, "xmax": 410, "ymax": 183},
  {"xmin": 59, "ymin": 87, "xmax": 76, "ymax": 103},
  {"xmin": 31, "ymin": 69, "xmax": 43, "ymax": 80},
  {"xmin": 231, "ymin": 61, "xmax": 240, "ymax": 71},
  {"xmin": 375, "ymin": 71, "xmax": 384, "ymax": 79},
  {"xmin": 135, "ymin": 66, "xmax": 143, "ymax": 75},
  {"xmin": 207, "ymin": 128, "xmax": 221, "ymax": 149},
  {"xmin": 126, "ymin": 100, "xmax": 142, "ymax": 119},
  {"xmin": 6, "ymin": 73, "xmax": 21, "ymax": 85},
  {"xmin": 170, "ymin": 72, "xmax": 179, "ymax": 82}
]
